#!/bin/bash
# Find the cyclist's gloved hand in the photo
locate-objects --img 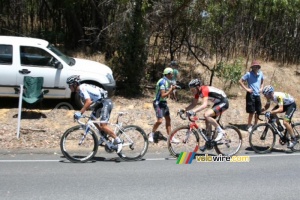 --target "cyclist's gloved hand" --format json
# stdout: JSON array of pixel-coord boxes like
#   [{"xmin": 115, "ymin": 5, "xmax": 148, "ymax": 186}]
[
  {"xmin": 265, "ymin": 111, "xmax": 271, "ymax": 119},
  {"xmin": 74, "ymin": 112, "xmax": 82, "ymax": 120},
  {"xmin": 186, "ymin": 110, "xmax": 196, "ymax": 117}
]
